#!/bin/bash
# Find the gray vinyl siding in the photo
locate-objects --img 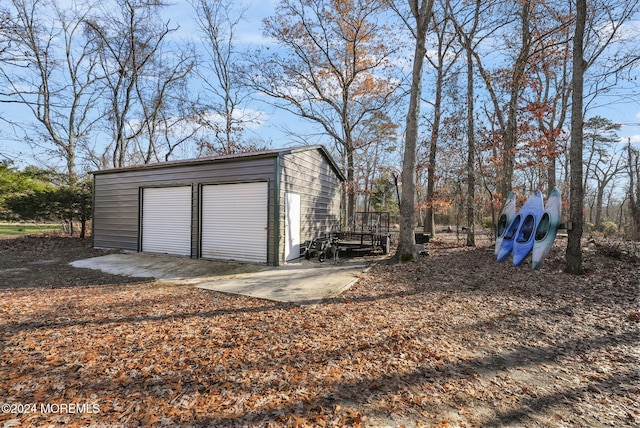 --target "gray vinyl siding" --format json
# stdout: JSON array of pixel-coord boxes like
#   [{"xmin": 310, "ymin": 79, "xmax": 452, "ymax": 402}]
[
  {"xmin": 93, "ymin": 157, "xmax": 276, "ymax": 262},
  {"xmin": 279, "ymin": 149, "xmax": 343, "ymax": 262}
]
